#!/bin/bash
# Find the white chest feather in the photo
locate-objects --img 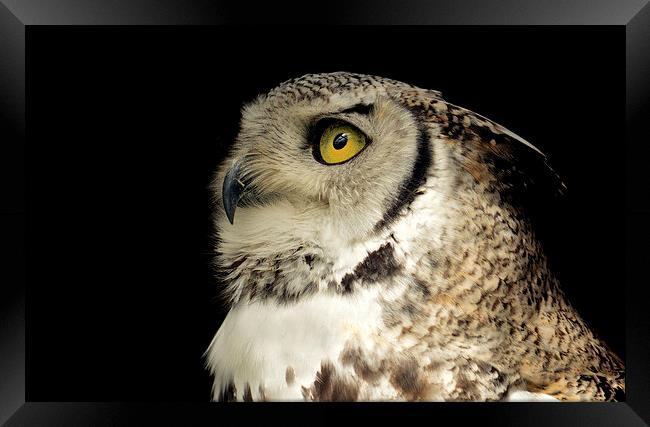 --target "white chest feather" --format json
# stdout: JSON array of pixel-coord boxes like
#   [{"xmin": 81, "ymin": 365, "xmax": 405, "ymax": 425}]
[{"xmin": 205, "ymin": 288, "xmax": 385, "ymax": 401}]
